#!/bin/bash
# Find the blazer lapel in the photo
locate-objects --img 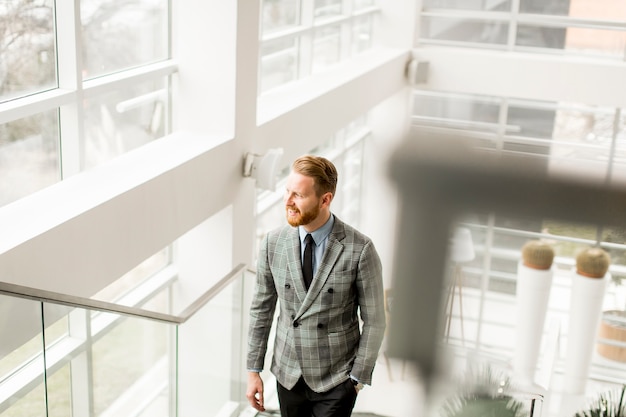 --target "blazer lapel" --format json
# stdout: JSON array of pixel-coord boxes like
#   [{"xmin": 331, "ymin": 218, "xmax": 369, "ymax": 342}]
[
  {"xmin": 296, "ymin": 219, "xmax": 346, "ymax": 317},
  {"xmin": 286, "ymin": 228, "xmax": 308, "ymax": 304}
]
